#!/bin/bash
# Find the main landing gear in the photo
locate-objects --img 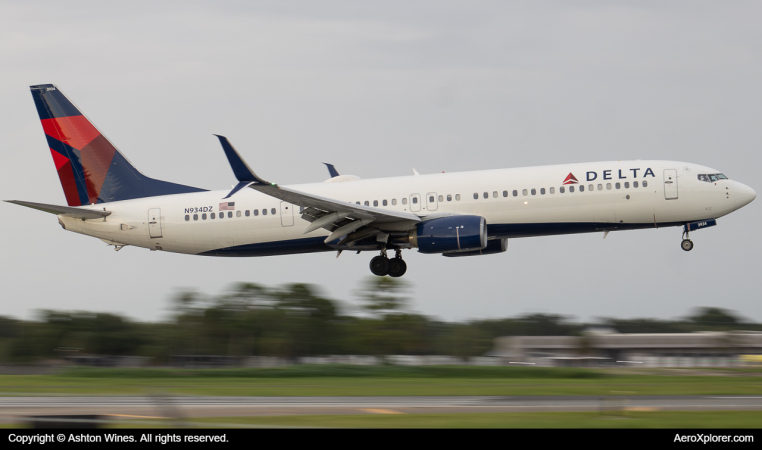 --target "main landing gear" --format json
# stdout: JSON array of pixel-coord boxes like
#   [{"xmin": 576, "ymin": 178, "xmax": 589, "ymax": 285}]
[
  {"xmin": 681, "ymin": 230, "xmax": 694, "ymax": 252},
  {"xmin": 369, "ymin": 249, "xmax": 407, "ymax": 277}
]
